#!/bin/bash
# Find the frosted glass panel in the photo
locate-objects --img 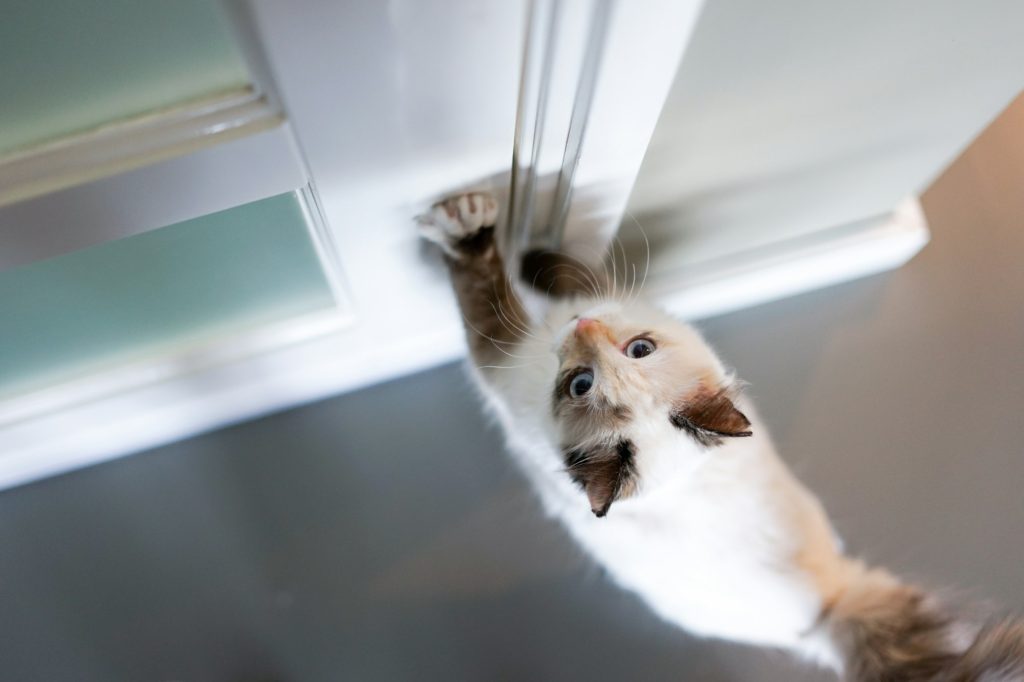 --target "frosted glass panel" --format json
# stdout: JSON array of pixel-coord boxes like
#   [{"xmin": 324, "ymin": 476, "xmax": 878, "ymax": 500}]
[
  {"xmin": 0, "ymin": 193, "xmax": 335, "ymax": 398},
  {"xmin": 0, "ymin": 0, "xmax": 250, "ymax": 154}
]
